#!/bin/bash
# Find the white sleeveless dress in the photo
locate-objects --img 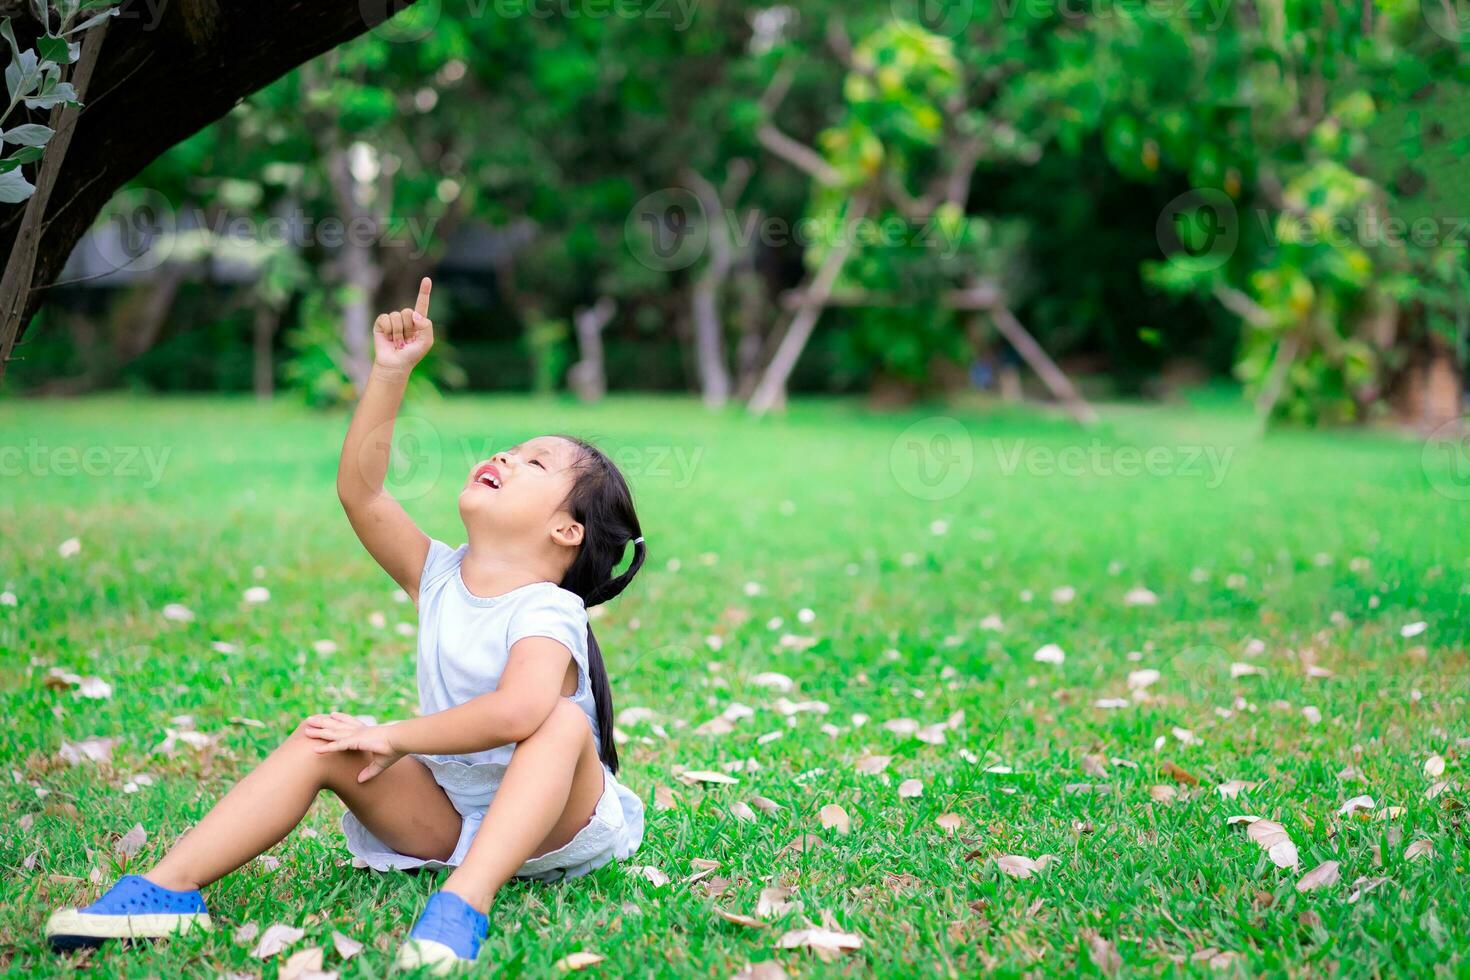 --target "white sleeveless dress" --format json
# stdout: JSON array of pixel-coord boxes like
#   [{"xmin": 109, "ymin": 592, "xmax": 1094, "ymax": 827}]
[{"xmin": 340, "ymin": 539, "xmax": 645, "ymax": 881}]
